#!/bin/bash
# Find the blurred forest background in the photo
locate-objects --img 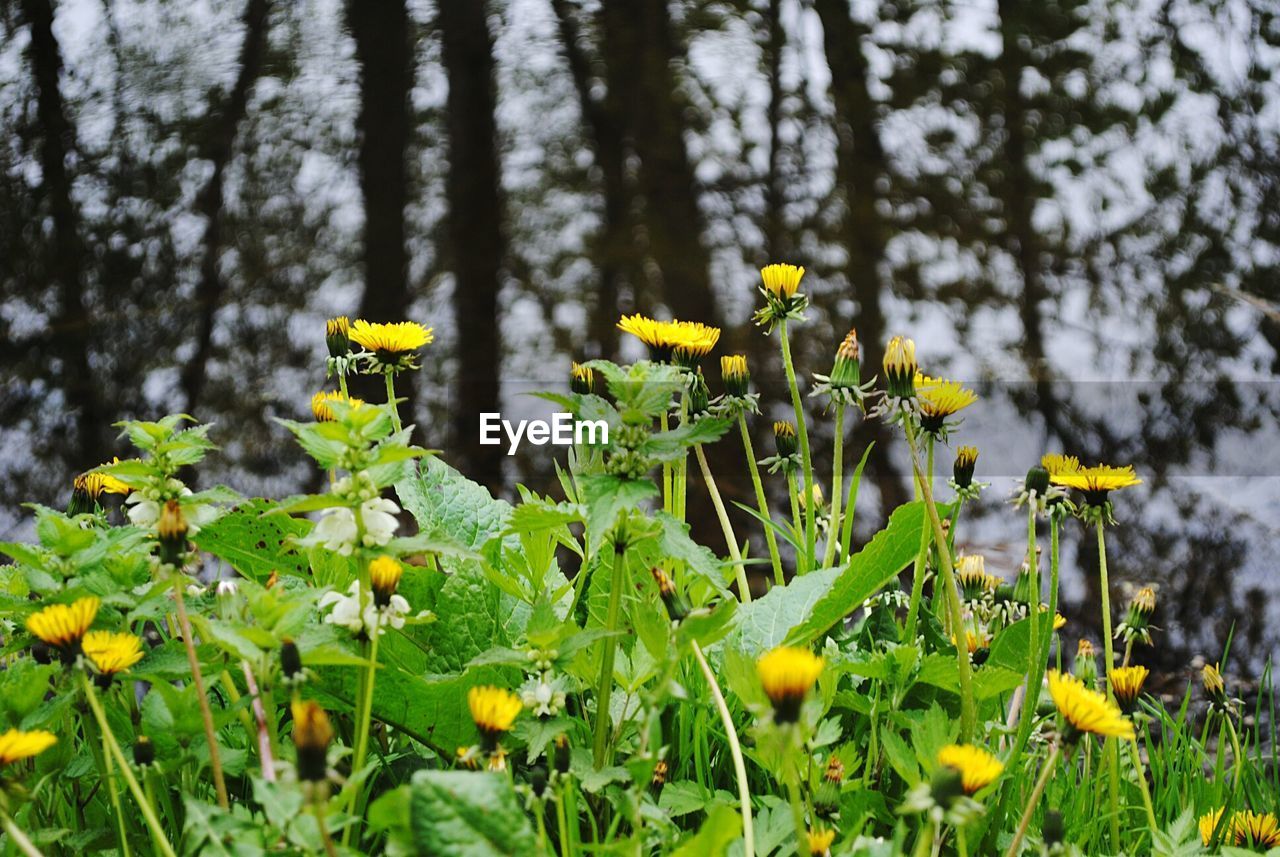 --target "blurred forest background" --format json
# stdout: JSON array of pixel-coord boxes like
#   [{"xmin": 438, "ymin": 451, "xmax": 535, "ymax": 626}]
[{"xmin": 2, "ymin": 0, "xmax": 1278, "ymax": 671}]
